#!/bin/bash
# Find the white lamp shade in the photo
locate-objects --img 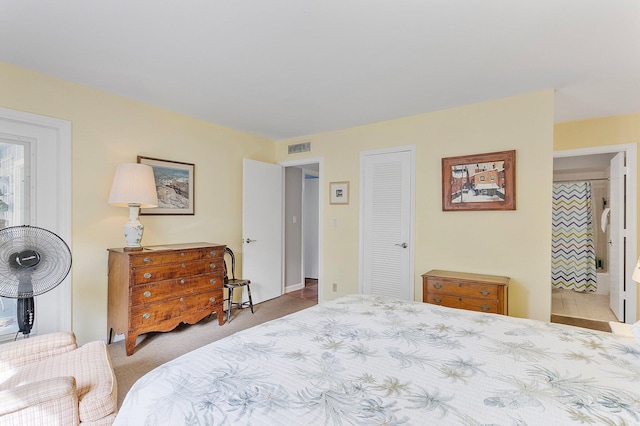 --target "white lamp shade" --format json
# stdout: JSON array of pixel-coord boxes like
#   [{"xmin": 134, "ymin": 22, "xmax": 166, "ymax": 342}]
[
  {"xmin": 632, "ymin": 258, "xmax": 640, "ymax": 283},
  {"xmin": 108, "ymin": 163, "xmax": 159, "ymax": 208}
]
